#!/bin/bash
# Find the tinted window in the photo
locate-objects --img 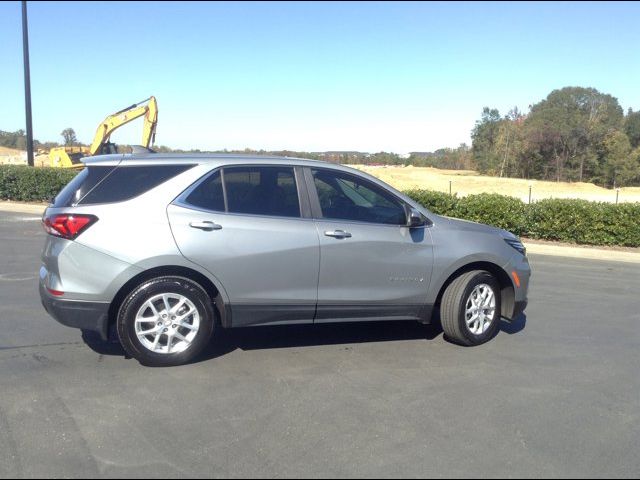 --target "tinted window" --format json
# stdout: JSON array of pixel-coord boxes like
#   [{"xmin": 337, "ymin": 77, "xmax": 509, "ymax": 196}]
[
  {"xmin": 224, "ymin": 166, "xmax": 300, "ymax": 217},
  {"xmin": 79, "ymin": 165, "xmax": 193, "ymax": 205},
  {"xmin": 312, "ymin": 169, "xmax": 406, "ymax": 225},
  {"xmin": 51, "ymin": 166, "xmax": 115, "ymax": 207},
  {"xmin": 184, "ymin": 170, "xmax": 225, "ymax": 212}
]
